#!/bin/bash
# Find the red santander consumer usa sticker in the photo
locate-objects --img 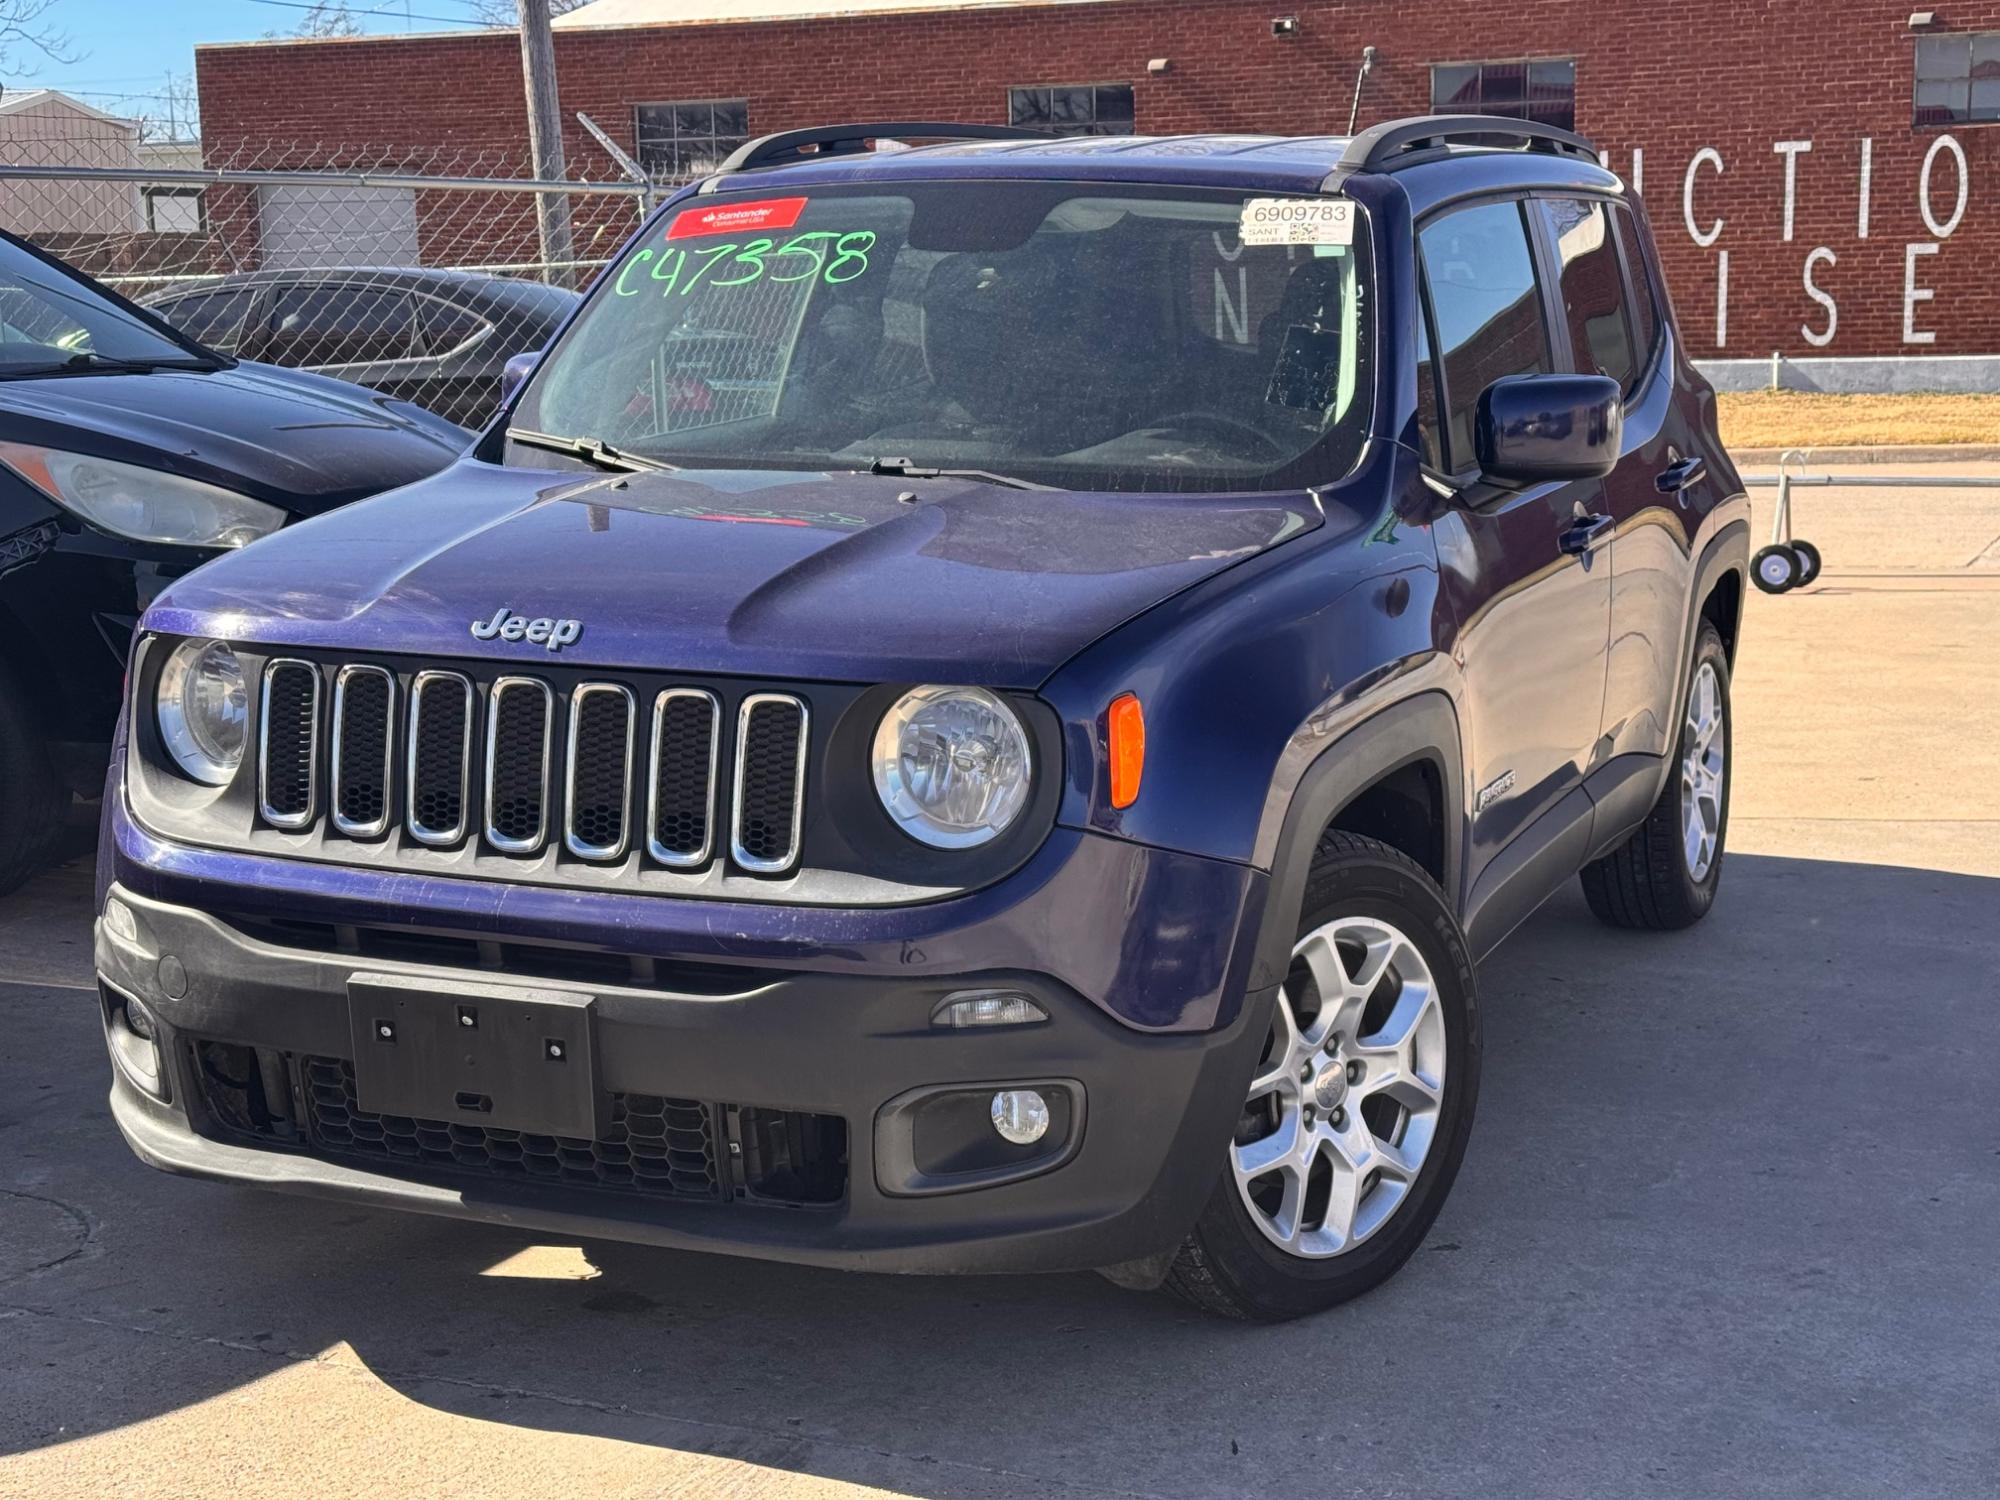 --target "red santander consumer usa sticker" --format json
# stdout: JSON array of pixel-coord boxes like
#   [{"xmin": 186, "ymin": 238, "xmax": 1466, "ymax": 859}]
[{"xmin": 666, "ymin": 197, "xmax": 808, "ymax": 239}]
